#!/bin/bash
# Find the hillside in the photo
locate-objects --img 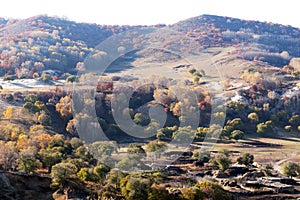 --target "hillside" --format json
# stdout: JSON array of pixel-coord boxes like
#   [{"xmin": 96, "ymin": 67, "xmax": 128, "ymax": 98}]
[
  {"xmin": 0, "ymin": 14, "xmax": 299, "ymax": 79},
  {"xmin": 0, "ymin": 15, "xmax": 142, "ymax": 78}
]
